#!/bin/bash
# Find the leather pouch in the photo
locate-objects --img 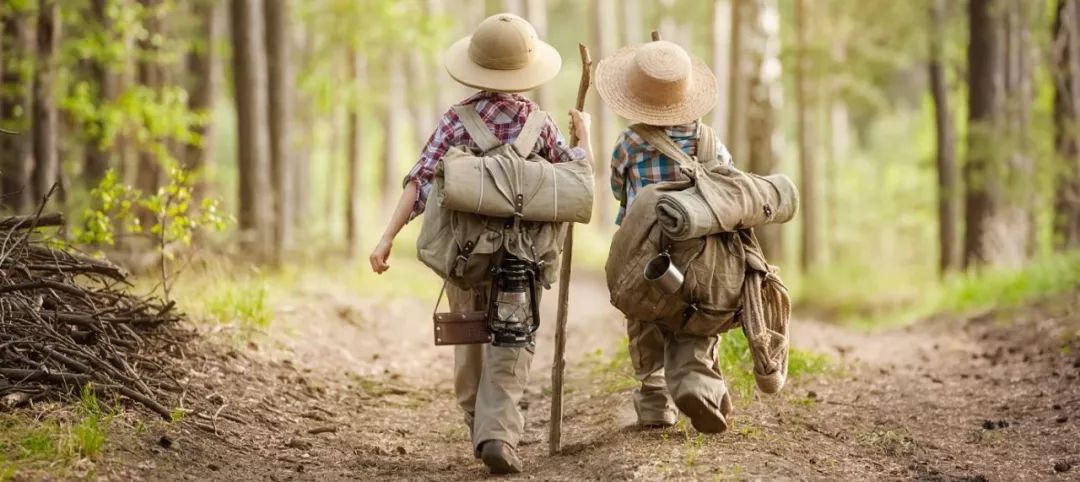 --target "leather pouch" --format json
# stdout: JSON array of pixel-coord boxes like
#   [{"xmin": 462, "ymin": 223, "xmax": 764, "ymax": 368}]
[{"xmin": 433, "ymin": 310, "xmax": 491, "ymax": 345}]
